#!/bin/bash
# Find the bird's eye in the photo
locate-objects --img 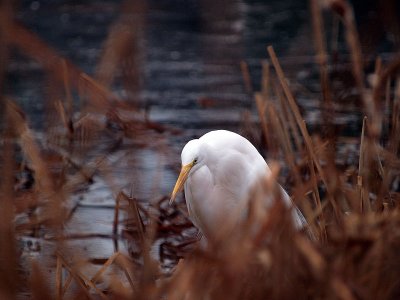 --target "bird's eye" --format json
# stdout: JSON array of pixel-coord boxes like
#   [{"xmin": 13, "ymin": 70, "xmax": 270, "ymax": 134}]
[{"xmin": 193, "ymin": 158, "xmax": 198, "ymax": 164}]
